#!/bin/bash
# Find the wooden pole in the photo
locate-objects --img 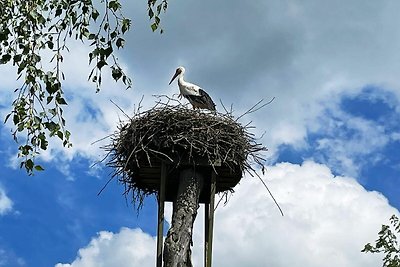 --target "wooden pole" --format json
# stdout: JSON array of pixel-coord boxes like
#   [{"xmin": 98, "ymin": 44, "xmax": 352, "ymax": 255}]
[
  {"xmin": 205, "ymin": 171, "xmax": 216, "ymax": 267},
  {"xmin": 163, "ymin": 168, "xmax": 204, "ymax": 266},
  {"xmin": 156, "ymin": 162, "xmax": 167, "ymax": 267}
]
